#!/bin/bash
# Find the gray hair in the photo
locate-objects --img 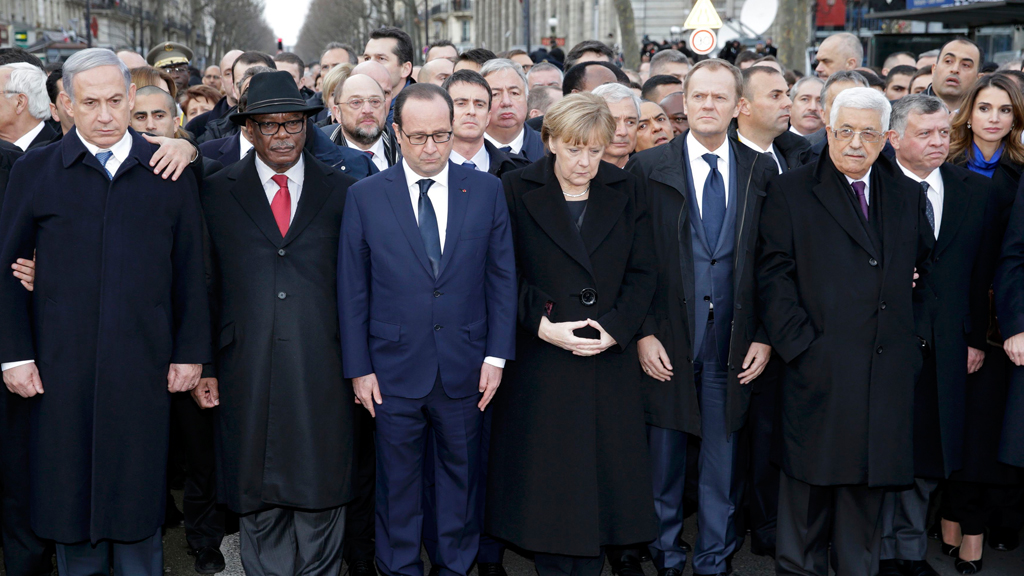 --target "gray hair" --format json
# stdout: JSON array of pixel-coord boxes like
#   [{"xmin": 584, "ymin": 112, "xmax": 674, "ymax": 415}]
[
  {"xmin": 830, "ymin": 87, "xmax": 892, "ymax": 131},
  {"xmin": 62, "ymin": 48, "xmax": 131, "ymax": 103},
  {"xmin": 650, "ymin": 49, "xmax": 692, "ymax": 75},
  {"xmin": 592, "ymin": 82, "xmax": 641, "ymax": 116},
  {"xmin": 789, "ymin": 75, "xmax": 823, "ymax": 100},
  {"xmin": 322, "ymin": 42, "xmax": 358, "ymax": 65},
  {"xmin": 918, "ymin": 49, "xmax": 939, "ymax": 59},
  {"xmin": 1, "ymin": 63, "xmax": 51, "ymax": 120},
  {"xmin": 480, "ymin": 58, "xmax": 529, "ymax": 95},
  {"xmin": 528, "ymin": 61, "xmax": 563, "ymax": 83},
  {"xmin": 820, "ymin": 70, "xmax": 868, "ymax": 110},
  {"xmin": 889, "ymin": 93, "xmax": 948, "ymax": 137}
]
